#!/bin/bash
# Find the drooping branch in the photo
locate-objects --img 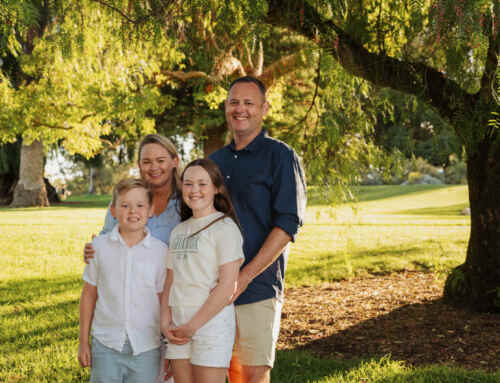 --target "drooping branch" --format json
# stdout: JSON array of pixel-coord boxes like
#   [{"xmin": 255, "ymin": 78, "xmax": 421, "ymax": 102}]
[
  {"xmin": 266, "ymin": 0, "xmax": 476, "ymax": 122},
  {"xmin": 259, "ymin": 53, "xmax": 303, "ymax": 89}
]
